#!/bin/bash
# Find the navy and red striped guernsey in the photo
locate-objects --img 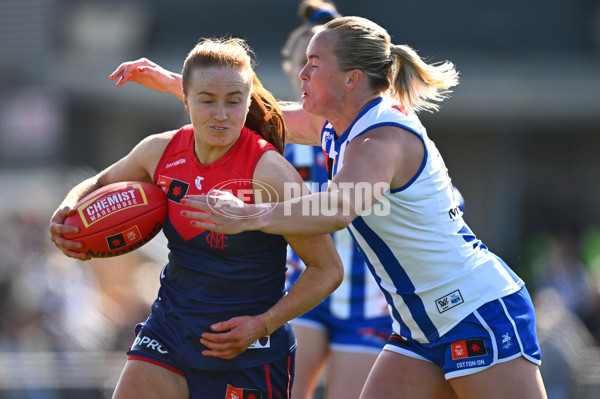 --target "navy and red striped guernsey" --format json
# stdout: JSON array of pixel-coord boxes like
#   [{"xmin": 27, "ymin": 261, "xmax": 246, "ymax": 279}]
[{"xmin": 139, "ymin": 124, "xmax": 294, "ymax": 370}]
